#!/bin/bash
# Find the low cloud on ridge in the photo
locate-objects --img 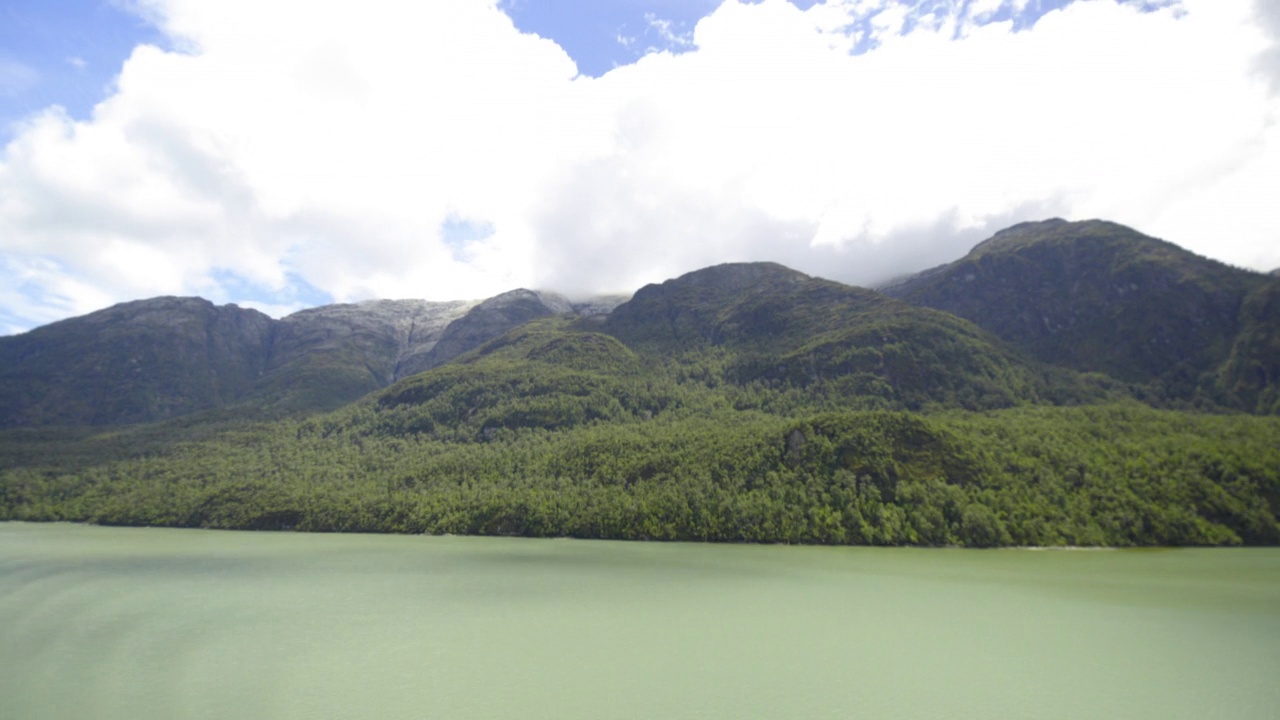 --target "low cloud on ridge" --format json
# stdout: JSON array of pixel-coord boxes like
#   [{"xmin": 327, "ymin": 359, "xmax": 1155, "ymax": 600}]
[{"xmin": 2, "ymin": 0, "xmax": 1278, "ymax": 333}]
